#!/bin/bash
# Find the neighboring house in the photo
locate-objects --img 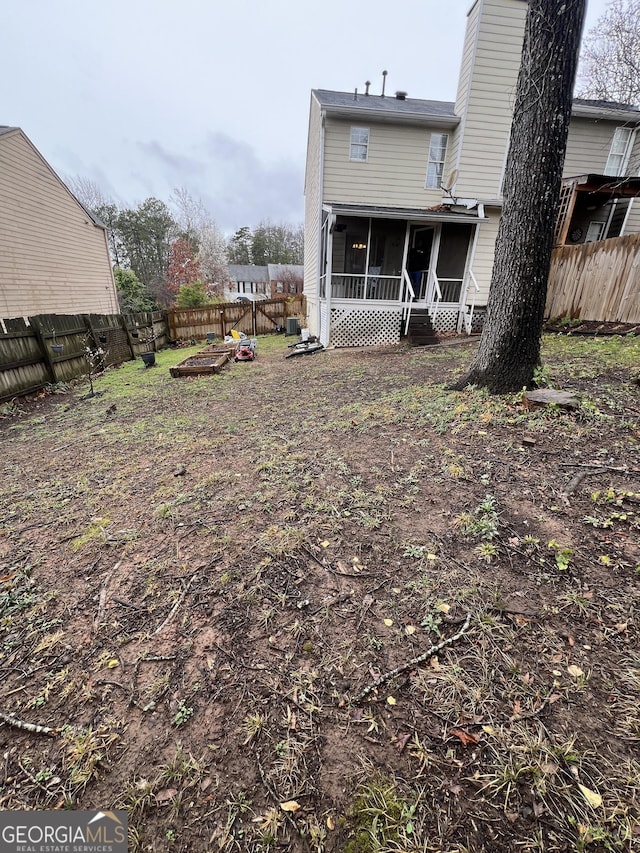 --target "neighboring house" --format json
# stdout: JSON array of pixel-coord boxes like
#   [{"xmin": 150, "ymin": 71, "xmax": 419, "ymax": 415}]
[
  {"xmin": 267, "ymin": 264, "xmax": 304, "ymax": 297},
  {"xmin": 303, "ymin": 0, "xmax": 640, "ymax": 347},
  {"xmin": 0, "ymin": 126, "xmax": 118, "ymax": 320},
  {"xmin": 226, "ymin": 265, "xmax": 269, "ymax": 301}
]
